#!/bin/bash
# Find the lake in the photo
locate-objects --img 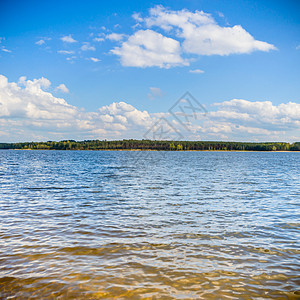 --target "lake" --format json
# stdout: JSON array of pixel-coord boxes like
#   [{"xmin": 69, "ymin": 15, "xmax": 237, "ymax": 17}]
[{"xmin": 0, "ymin": 150, "xmax": 299, "ymax": 299}]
